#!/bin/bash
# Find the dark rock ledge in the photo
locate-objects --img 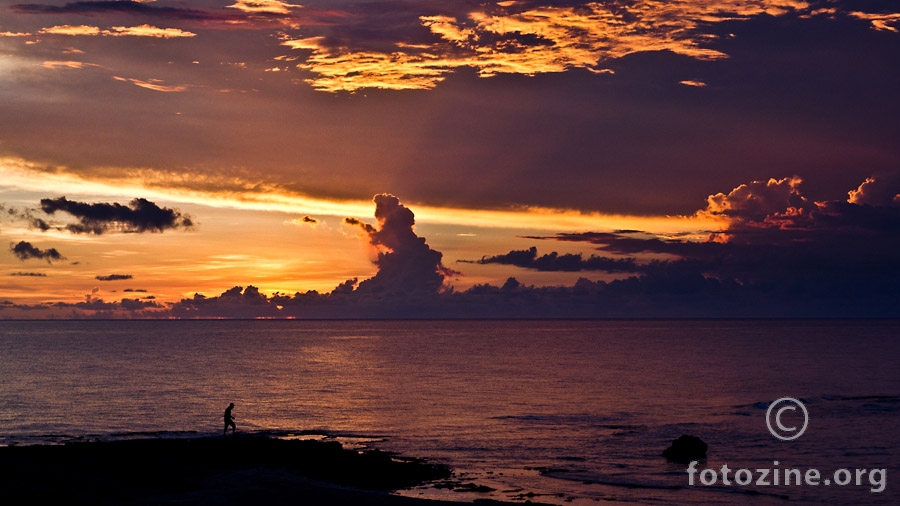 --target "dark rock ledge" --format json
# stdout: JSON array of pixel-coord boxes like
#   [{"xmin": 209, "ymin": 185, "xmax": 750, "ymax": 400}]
[{"xmin": 0, "ymin": 436, "xmax": 507, "ymax": 506}]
